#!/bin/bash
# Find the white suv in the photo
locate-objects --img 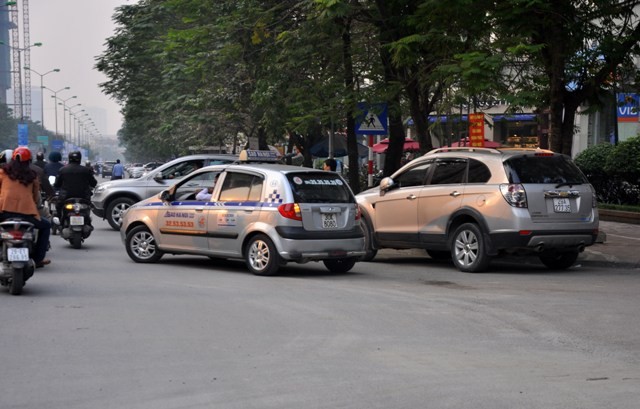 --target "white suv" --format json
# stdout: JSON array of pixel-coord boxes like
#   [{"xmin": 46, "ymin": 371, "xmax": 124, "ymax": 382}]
[
  {"xmin": 356, "ymin": 147, "xmax": 599, "ymax": 272},
  {"xmin": 92, "ymin": 154, "xmax": 236, "ymax": 230}
]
